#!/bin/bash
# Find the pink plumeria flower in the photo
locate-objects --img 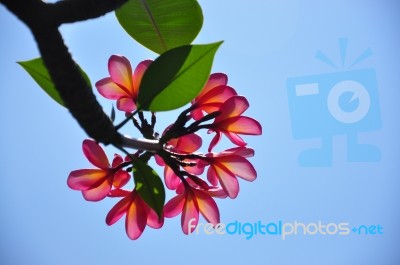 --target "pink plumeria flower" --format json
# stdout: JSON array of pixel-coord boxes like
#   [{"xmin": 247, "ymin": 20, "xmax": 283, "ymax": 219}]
[
  {"xmin": 155, "ymin": 131, "xmax": 203, "ymax": 190},
  {"xmin": 95, "ymin": 55, "xmax": 152, "ymax": 112},
  {"xmin": 204, "ymin": 147, "xmax": 257, "ymax": 199},
  {"xmin": 106, "ymin": 189, "xmax": 164, "ymax": 240},
  {"xmin": 191, "ymin": 73, "xmax": 237, "ymax": 120},
  {"xmin": 207, "ymin": 95, "xmax": 262, "ymax": 151},
  {"xmin": 164, "ymin": 183, "xmax": 220, "ymax": 235},
  {"xmin": 67, "ymin": 139, "xmax": 130, "ymax": 202}
]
